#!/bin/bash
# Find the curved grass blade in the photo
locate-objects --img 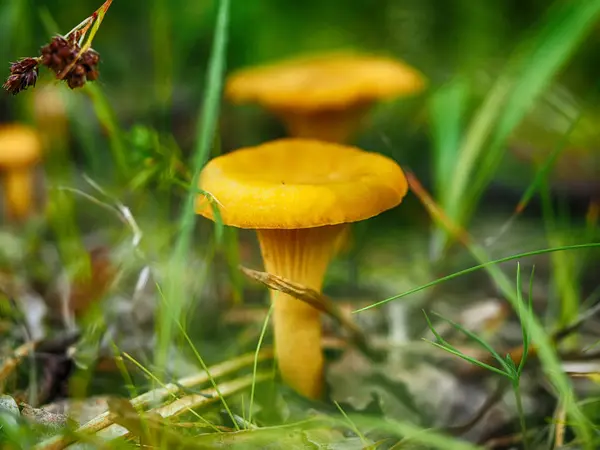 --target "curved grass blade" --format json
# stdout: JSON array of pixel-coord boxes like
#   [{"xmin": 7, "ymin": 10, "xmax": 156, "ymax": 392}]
[
  {"xmin": 248, "ymin": 304, "xmax": 273, "ymax": 427},
  {"xmin": 438, "ymin": 0, "xmax": 600, "ymax": 252},
  {"xmin": 156, "ymin": 0, "xmax": 230, "ymax": 369},
  {"xmin": 354, "ymin": 242, "xmax": 600, "ymax": 313},
  {"xmin": 423, "ymin": 312, "xmax": 508, "ymax": 378}
]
